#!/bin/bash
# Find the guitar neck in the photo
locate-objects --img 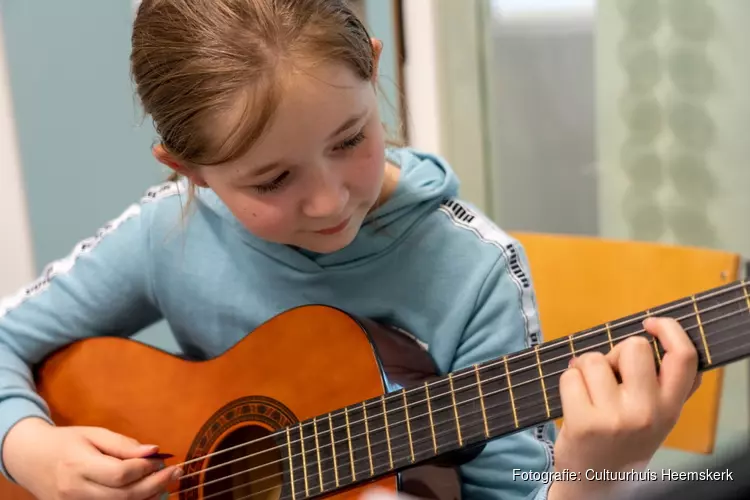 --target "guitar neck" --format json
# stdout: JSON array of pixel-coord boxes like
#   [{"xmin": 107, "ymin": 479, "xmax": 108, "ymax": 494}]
[{"xmin": 281, "ymin": 280, "xmax": 750, "ymax": 499}]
